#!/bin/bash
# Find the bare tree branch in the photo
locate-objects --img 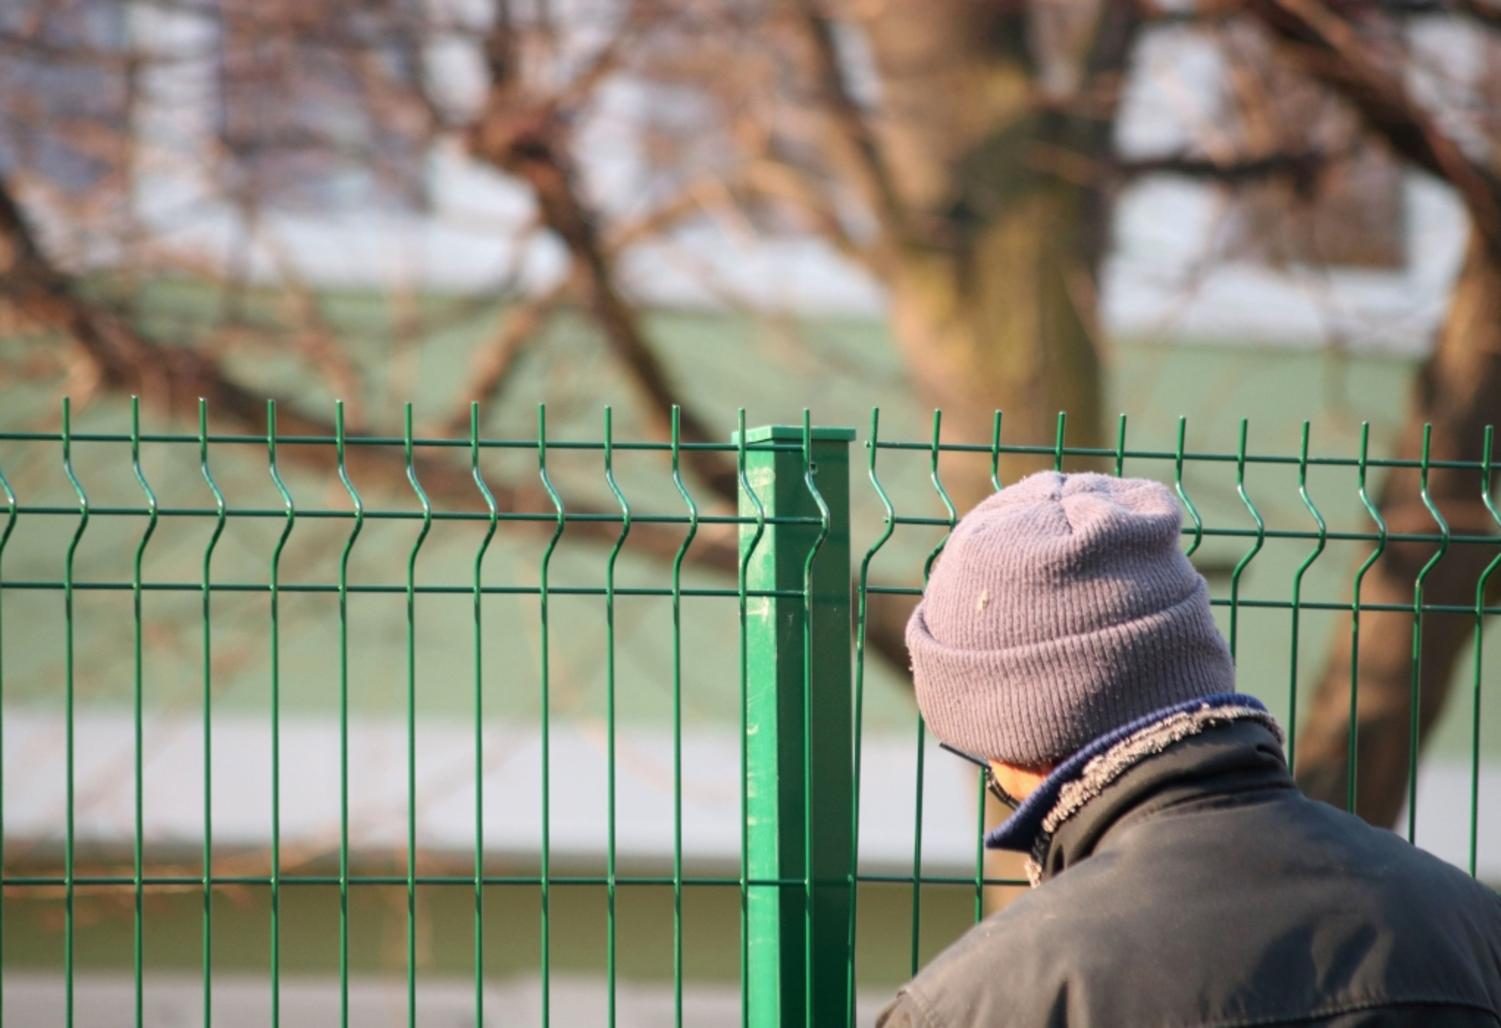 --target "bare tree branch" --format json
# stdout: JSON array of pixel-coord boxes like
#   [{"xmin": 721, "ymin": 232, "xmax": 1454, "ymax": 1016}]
[
  {"xmin": 1246, "ymin": 0, "xmax": 1501, "ymax": 252},
  {"xmin": 1143, "ymin": 0, "xmax": 1501, "ymax": 27},
  {"xmin": 486, "ymin": 134, "xmax": 739, "ymax": 503},
  {"xmin": 1372, "ymin": 0, "xmax": 1501, "ymax": 27},
  {"xmin": 743, "ymin": 156, "xmax": 871, "ymax": 266},
  {"xmin": 444, "ymin": 276, "xmax": 571, "ymax": 433},
  {"xmin": 1117, "ymin": 146, "xmax": 1337, "ymax": 185},
  {"xmin": 787, "ymin": 1, "xmax": 907, "ymax": 262},
  {"xmin": 255, "ymin": 226, "xmax": 369, "ymax": 420},
  {"xmin": 439, "ymin": 175, "xmax": 737, "ymax": 435},
  {"xmin": 0, "ymin": 171, "xmax": 739, "ymax": 571},
  {"xmin": 467, "ymin": 15, "xmax": 740, "ymax": 505}
]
